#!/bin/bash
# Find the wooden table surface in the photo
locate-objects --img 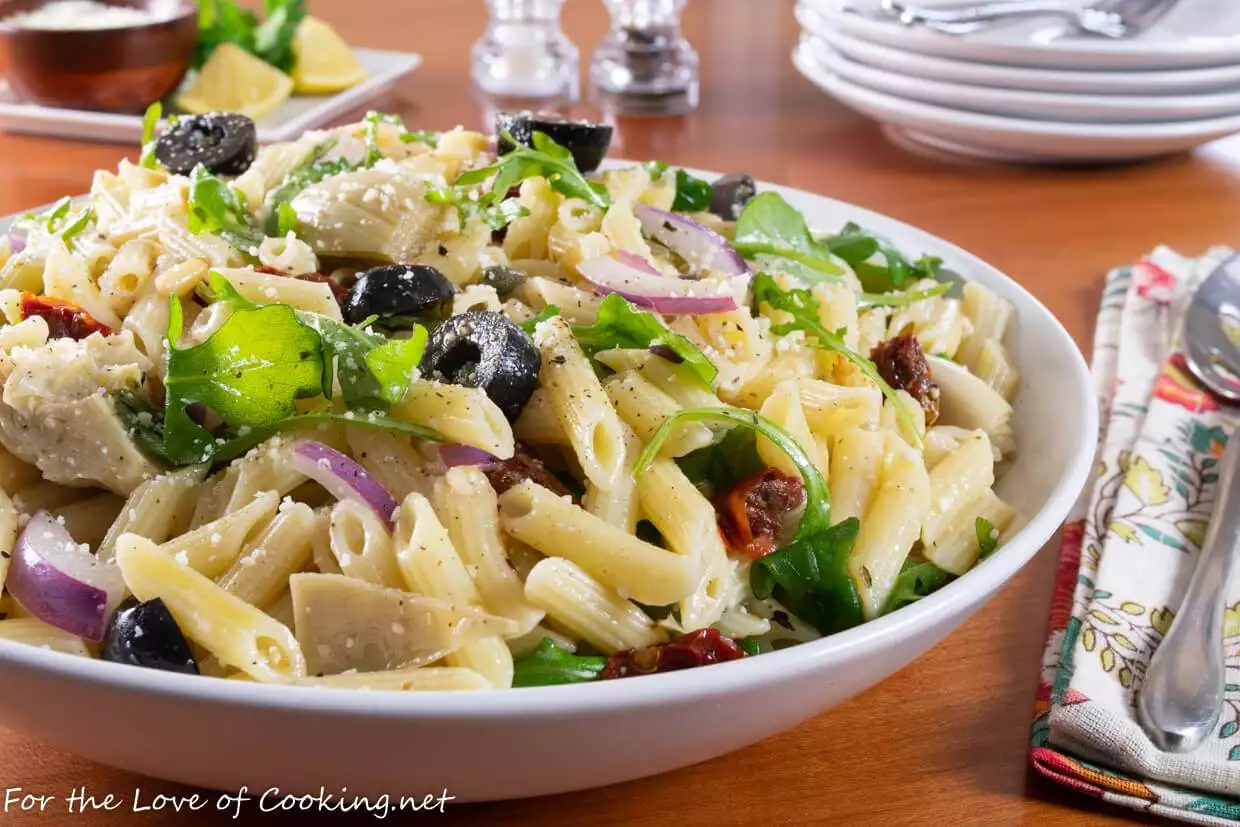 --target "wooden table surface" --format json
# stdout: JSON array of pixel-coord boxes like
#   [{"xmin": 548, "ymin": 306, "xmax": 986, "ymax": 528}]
[{"xmin": 2, "ymin": 0, "xmax": 1239, "ymax": 823}]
